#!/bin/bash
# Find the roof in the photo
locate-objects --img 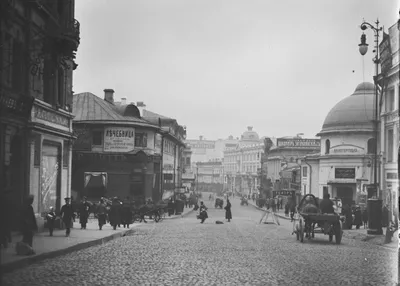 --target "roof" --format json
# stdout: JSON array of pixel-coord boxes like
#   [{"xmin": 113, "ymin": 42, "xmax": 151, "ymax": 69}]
[
  {"xmin": 318, "ymin": 82, "xmax": 374, "ymax": 135},
  {"xmin": 72, "ymin": 92, "xmax": 157, "ymax": 128},
  {"xmin": 142, "ymin": 109, "xmax": 175, "ymax": 121}
]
